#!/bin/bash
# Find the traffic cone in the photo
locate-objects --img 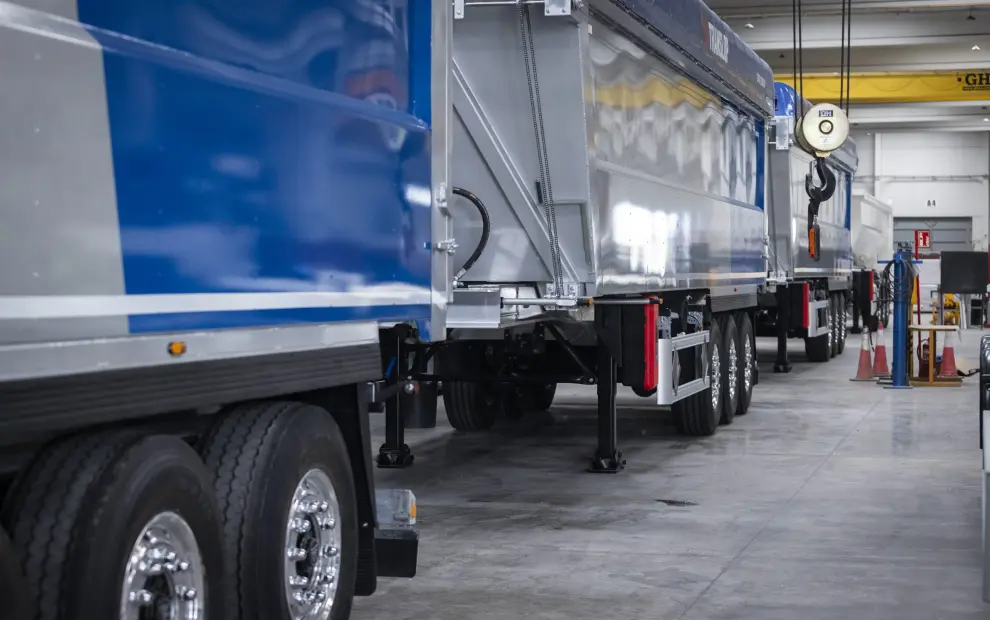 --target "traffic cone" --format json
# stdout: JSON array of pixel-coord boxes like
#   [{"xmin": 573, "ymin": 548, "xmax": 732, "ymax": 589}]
[
  {"xmin": 872, "ymin": 322, "xmax": 890, "ymax": 378},
  {"xmin": 850, "ymin": 331, "xmax": 875, "ymax": 381},
  {"xmin": 938, "ymin": 330, "xmax": 959, "ymax": 378}
]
